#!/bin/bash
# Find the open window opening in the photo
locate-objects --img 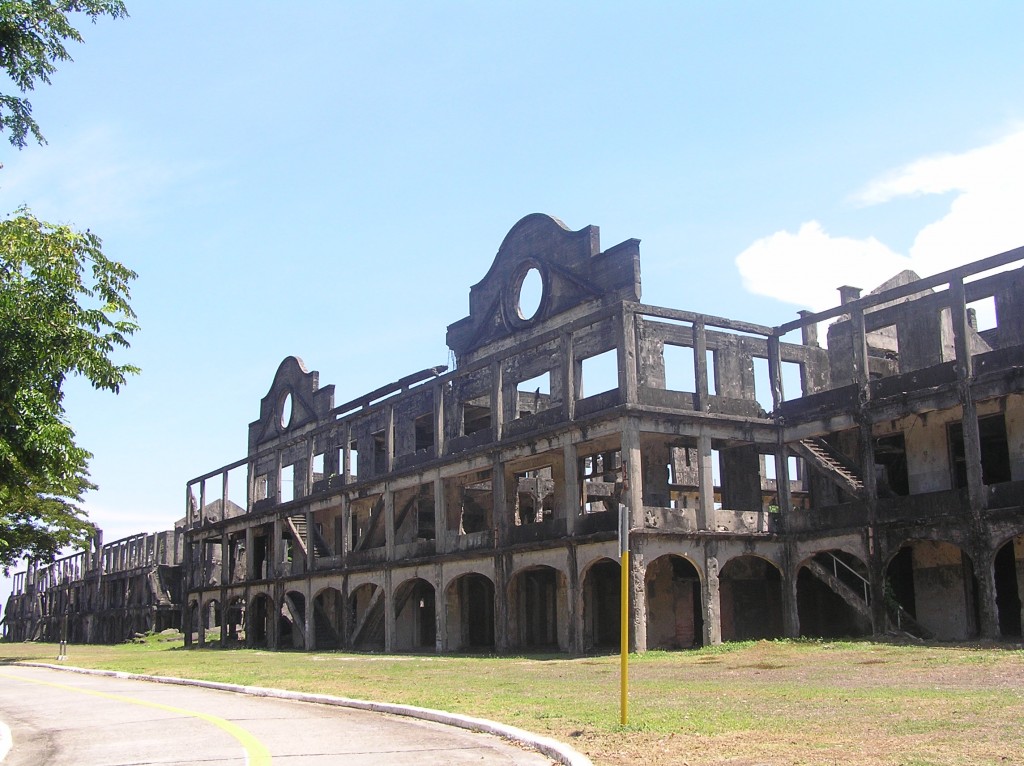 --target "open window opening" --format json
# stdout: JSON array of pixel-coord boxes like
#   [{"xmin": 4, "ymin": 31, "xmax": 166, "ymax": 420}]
[
  {"xmin": 395, "ymin": 483, "xmax": 436, "ymax": 544},
  {"xmin": 514, "ymin": 466, "xmax": 555, "ymax": 525},
  {"xmin": 349, "ymin": 495, "xmax": 385, "ymax": 552},
  {"xmin": 577, "ymin": 349, "xmax": 619, "ymax": 399},
  {"xmin": 668, "ymin": 445, "xmax": 699, "ymax": 510},
  {"xmin": 372, "ymin": 429, "xmax": 387, "ymax": 474},
  {"xmin": 949, "ymin": 413, "xmax": 1011, "ymax": 488},
  {"xmin": 966, "ymin": 294, "xmax": 997, "ymax": 333},
  {"xmin": 664, "ymin": 343, "xmax": 696, "ymax": 392},
  {"xmin": 705, "ymin": 348, "xmax": 717, "ymax": 395},
  {"xmin": 347, "ymin": 441, "xmax": 359, "ymax": 481},
  {"xmin": 414, "ymin": 412, "xmax": 434, "ymax": 452},
  {"xmin": 444, "ymin": 470, "xmax": 493, "ymax": 535},
  {"xmin": 462, "ymin": 396, "xmax": 491, "ymax": 436},
  {"xmin": 280, "ymin": 463, "xmax": 295, "ymax": 503},
  {"xmin": 580, "ymin": 449, "xmax": 622, "ymax": 514},
  {"xmin": 515, "ymin": 371, "xmax": 555, "ymax": 419},
  {"xmin": 874, "ymin": 433, "xmax": 909, "ymax": 496}
]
